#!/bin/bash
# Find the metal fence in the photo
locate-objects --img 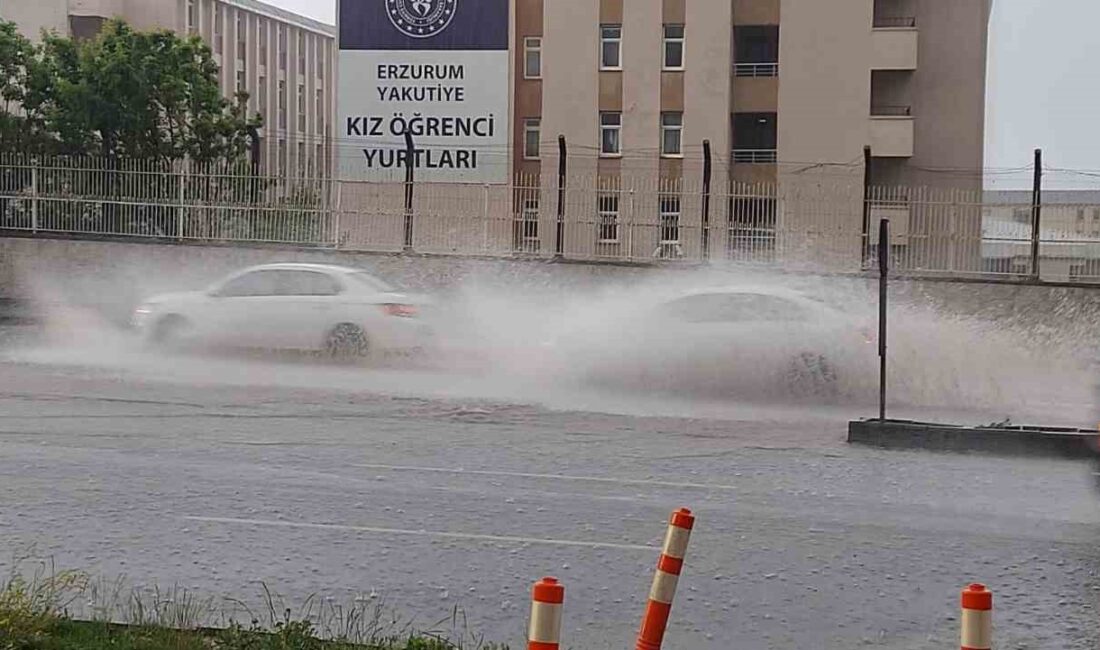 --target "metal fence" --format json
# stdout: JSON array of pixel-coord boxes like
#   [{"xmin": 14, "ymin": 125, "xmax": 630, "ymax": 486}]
[{"xmin": 2, "ymin": 154, "xmax": 1100, "ymax": 283}]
